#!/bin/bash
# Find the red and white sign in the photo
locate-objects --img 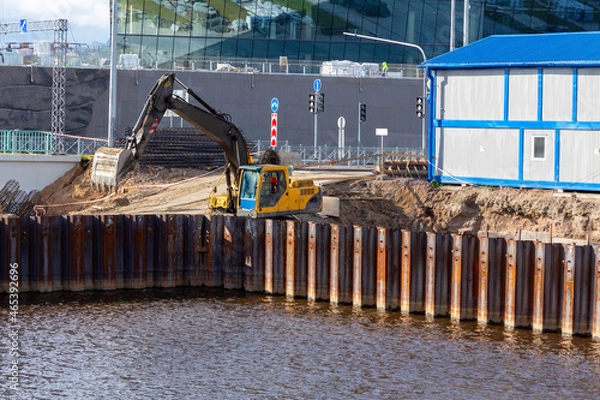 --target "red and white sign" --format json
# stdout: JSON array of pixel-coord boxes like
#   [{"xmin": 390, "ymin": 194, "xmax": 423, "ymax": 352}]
[{"xmin": 270, "ymin": 112, "xmax": 277, "ymax": 148}]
